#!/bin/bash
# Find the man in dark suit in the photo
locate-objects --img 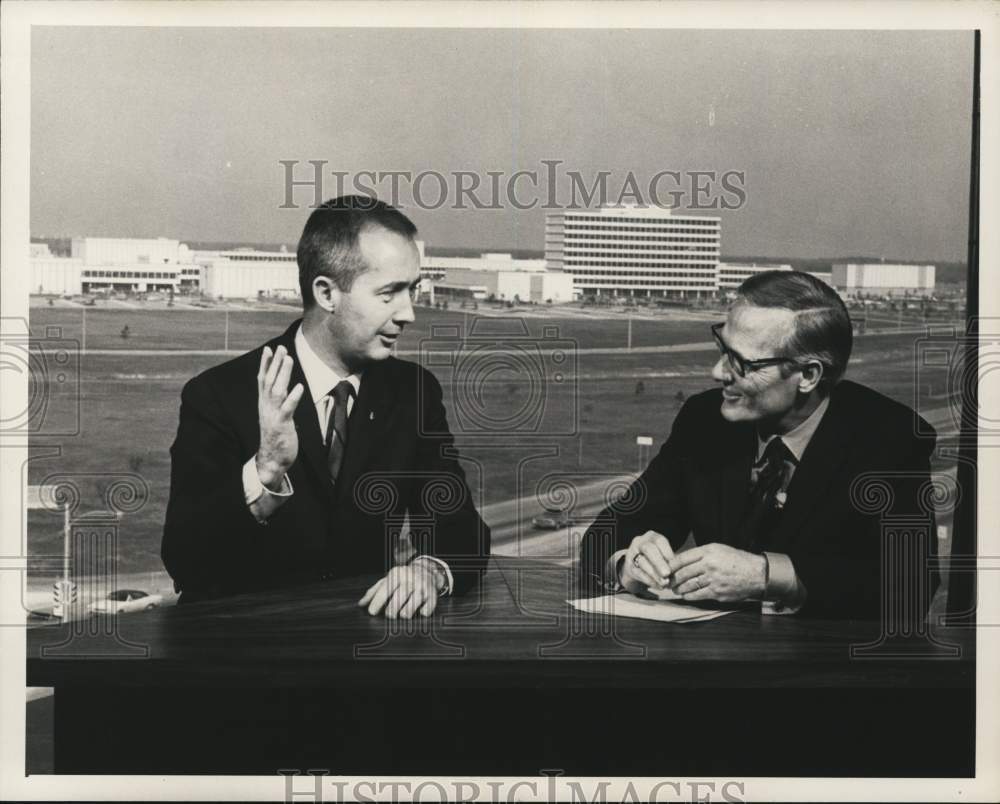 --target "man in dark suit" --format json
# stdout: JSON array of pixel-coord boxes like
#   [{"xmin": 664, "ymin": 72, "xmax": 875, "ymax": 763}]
[
  {"xmin": 162, "ymin": 196, "xmax": 490, "ymax": 616},
  {"xmin": 580, "ymin": 271, "xmax": 937, "ymax": 618}
]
